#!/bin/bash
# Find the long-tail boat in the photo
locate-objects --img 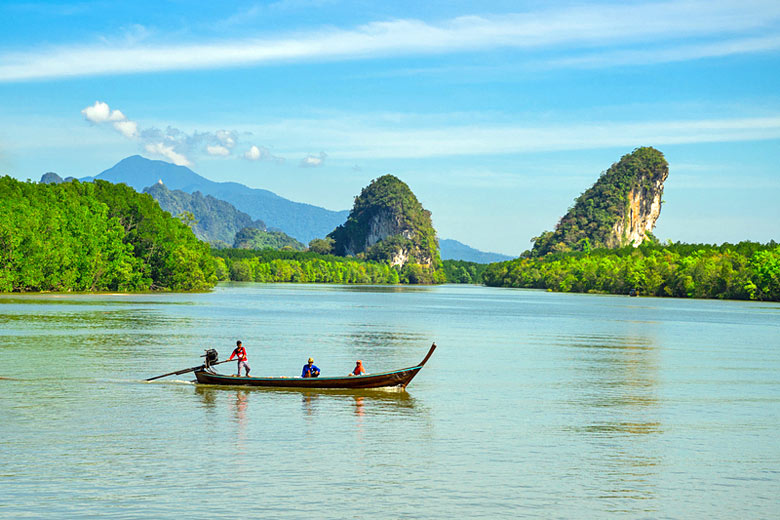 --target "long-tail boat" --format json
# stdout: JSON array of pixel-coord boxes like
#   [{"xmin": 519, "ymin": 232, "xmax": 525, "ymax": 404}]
[{"xmin": 193, "ymin": 343, "xmax": 436, "ymax": 390}]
